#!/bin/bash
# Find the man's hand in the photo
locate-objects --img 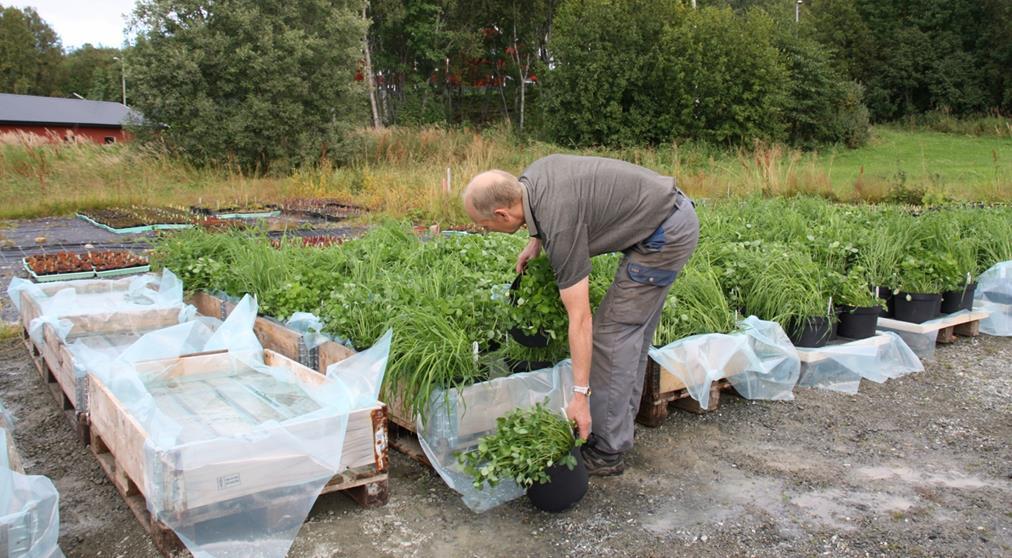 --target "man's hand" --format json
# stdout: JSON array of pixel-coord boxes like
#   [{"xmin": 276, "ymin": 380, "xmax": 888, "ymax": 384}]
[
  {"xmin": 515, "ymin": 237, "xmax": 541, "ymax": 274},
  {"xmin": 566, "ymin": 394, "xmax": 591, "ymax": 440}
]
